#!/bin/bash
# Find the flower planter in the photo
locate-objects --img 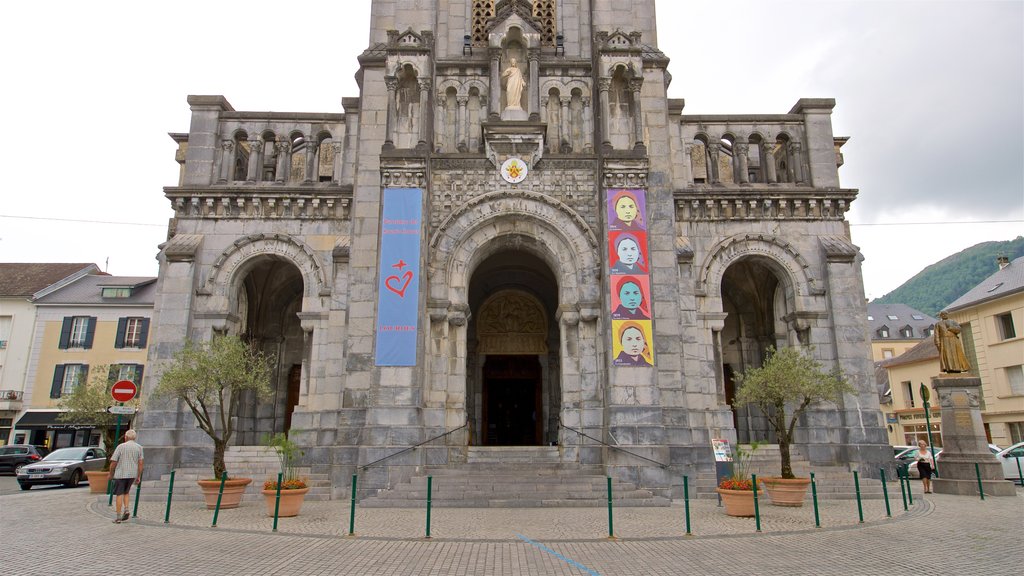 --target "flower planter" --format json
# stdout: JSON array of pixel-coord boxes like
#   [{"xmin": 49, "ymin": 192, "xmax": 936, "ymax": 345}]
[
  {"xmin": 196, "ymin": 477, "xmax": 252, "ymax": 509},
  {"xmin": 261, "ymin": 487, "xmax": 310, "ymax": 517},
  {"xmin": 761, "ymin": 476, "xmax": 812, "ymax": 507},
  {"xmin": 716, "ymin": 487, "xmax": 764, "ymax": 517},
  {"xmin": 85, "ymin": 470, "xmax": 110, "ymax": 494}
]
